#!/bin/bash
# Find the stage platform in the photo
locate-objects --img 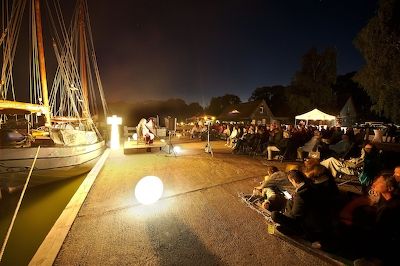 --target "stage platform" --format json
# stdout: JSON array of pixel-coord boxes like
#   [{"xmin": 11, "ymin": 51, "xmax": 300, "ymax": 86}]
[{"xmin": 123, "ymin": 140, "xmax": 167, "ymax": 154}]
